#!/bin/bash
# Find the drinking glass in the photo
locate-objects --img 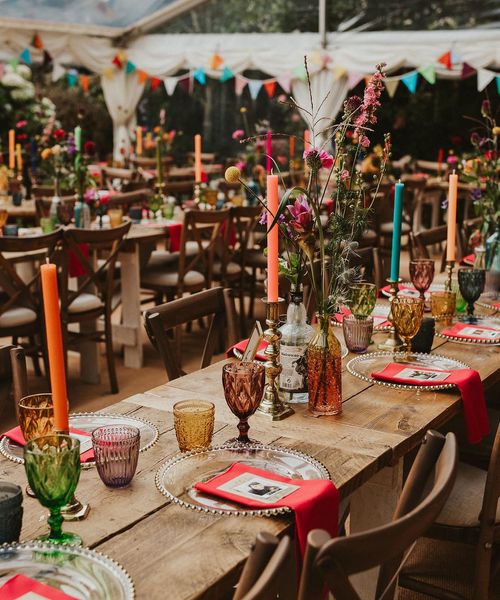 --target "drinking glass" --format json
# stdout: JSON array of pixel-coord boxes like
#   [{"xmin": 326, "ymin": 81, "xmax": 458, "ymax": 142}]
[
  {"xmin": 92, "ymin": 425, "xmax": 140, "ymax": 488},
  {"xmin": 458, "ymin": 268, "xmax": 486, "ymax": 323},
  {"xmin": 18, "ymin": 394, "xmax": 54, "ymax": 442},
  {"xmin": 350, "ymin": 283, "xmax": 377, "ymax": 318},
  {"xmin": 173, "ymin": 400, "xmax": 215, "ymax": 452},
  {"xmin": 24, "ymin": 434, "xmax": 82, "ymax": 545},
  {"xmin": 392, "ymin": 297, "xmax": 424, "ymax": 359},
  {"xmin": 222, "ymin": 362, "xmax": 265, "ymax": 444},
  {"xmin": 430, "ymin": 291, "xmax": 456, "ymax": 325},
  {"xmin": 40, "ymin": 217, "xmax": 55, "ymax": 233},
  {"xmin": 56, "ymin": 202, "xmax": 74, "ymax": 226},
  {"xmin": 343, "ymin": 315, "xmax": 373, "ymax": 353},
  {"xmin": 409, "ymin": 259, "xmax": 435, "ymax": 306},
  {"xmin": 451, "ymin": 281, "xmax": 467, "ymax": 313},
  {"xmin": 108, "ymin": 207, "xmax": 123, "ymax": 228}
]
